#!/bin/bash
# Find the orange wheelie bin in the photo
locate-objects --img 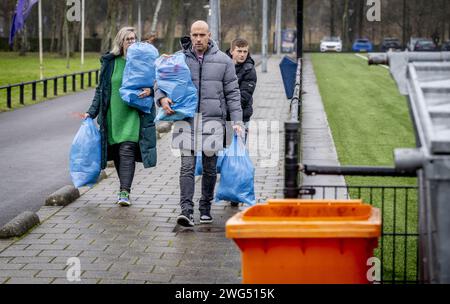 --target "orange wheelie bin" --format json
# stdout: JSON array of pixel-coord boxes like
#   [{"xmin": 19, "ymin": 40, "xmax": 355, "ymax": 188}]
[{"xmin": 226, "ymin": 199, "xmax": 381, "ymax": 284}]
